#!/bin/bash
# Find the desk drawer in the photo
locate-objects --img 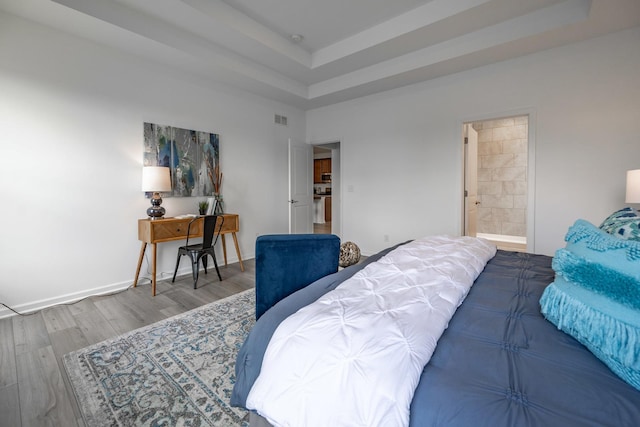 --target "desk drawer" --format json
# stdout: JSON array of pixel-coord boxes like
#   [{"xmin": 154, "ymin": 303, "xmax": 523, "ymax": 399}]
[
  {"xmin": 156, "ymin": 221, "xmax": 199, "ymax": 240},
  {"xmin": 139, "ymin": 218, "xmax": 203, "ymax": 242},
  {"xmin": 220, "ymin": 214, "xmax": 238, "ymax": 233},
  {"xmin": 138, "ymin": 215, "xmax": 237, "ymax": 243}
]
